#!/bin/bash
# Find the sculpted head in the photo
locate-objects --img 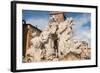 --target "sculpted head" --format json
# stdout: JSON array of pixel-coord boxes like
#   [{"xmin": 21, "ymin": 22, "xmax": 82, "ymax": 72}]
[{"xmin": 40, "ymin": 30, "xmax": 51, "ymax": 43}]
